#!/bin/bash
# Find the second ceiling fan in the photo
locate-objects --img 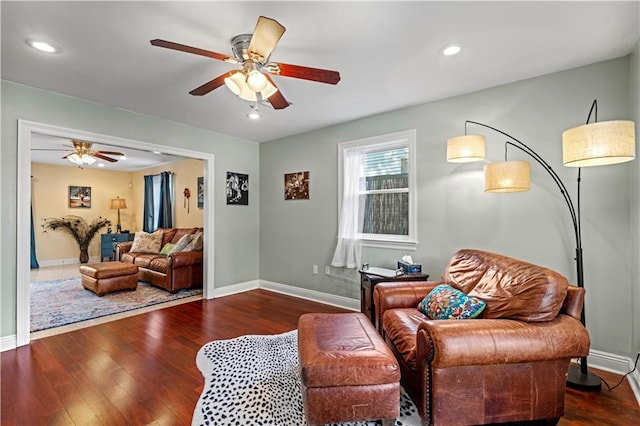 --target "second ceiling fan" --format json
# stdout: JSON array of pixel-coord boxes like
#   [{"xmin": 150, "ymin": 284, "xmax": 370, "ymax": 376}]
[{"xmin": 151, "ymin": 16, "xmax": 341, "ymax": 110}]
